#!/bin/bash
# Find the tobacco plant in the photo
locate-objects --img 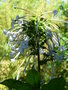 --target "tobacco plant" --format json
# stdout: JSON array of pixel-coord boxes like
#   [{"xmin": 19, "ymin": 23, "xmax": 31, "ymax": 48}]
[{"xmin": 0, "ymin": 2, "xmax": 68, "ymax": 90}]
